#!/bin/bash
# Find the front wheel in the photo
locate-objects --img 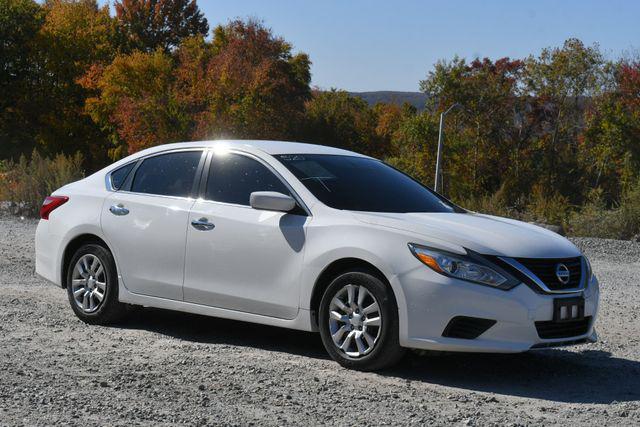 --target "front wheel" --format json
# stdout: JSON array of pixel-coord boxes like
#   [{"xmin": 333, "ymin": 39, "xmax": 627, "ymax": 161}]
[
  {"xmin": 318, "ymin": 269, "xmax": 405, "ymax": 371},
  {"xmin": 66, "ymin": 243, "xmax": 128, "ymax": 325}
]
